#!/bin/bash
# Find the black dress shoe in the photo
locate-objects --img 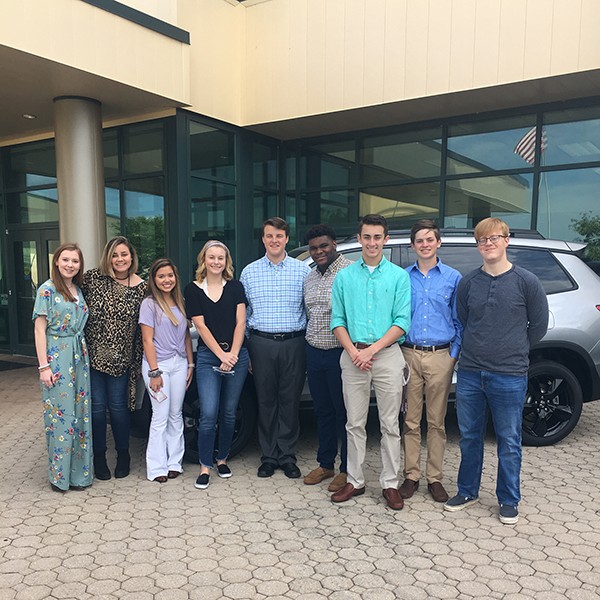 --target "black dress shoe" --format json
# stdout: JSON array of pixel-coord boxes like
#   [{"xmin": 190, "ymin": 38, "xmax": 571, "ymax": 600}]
[
  {"xmin": 281, "ymin": 463, "xmax": 301, "ymax": 479},
  {"xmin": 115, "ymin": 450, "xmax": 130, "ymax": 479},
  {"xmin": 257, "ymin": 463, "xmax": 276, "ymax": 478},
  {"xmin": 94, "ymin": 453, "xmax": 111, "ymax": 481}
]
